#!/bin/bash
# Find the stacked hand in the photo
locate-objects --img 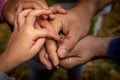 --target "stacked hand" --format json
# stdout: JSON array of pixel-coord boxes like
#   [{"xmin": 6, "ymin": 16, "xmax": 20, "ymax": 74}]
[
  {"xmin": 39, "ymin": 7, "xmax": 92, "ymax": 69},
  {"xmin": 0, "ymin": 4, "xmax": 61, "ymax": 74},
  {"xmin": 0, "ymin": 0, "xmax": 68, "ymax": 73},
  {"xmin": 0, "ymin": 0, "xmax": 114, "ymax": 74}
]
